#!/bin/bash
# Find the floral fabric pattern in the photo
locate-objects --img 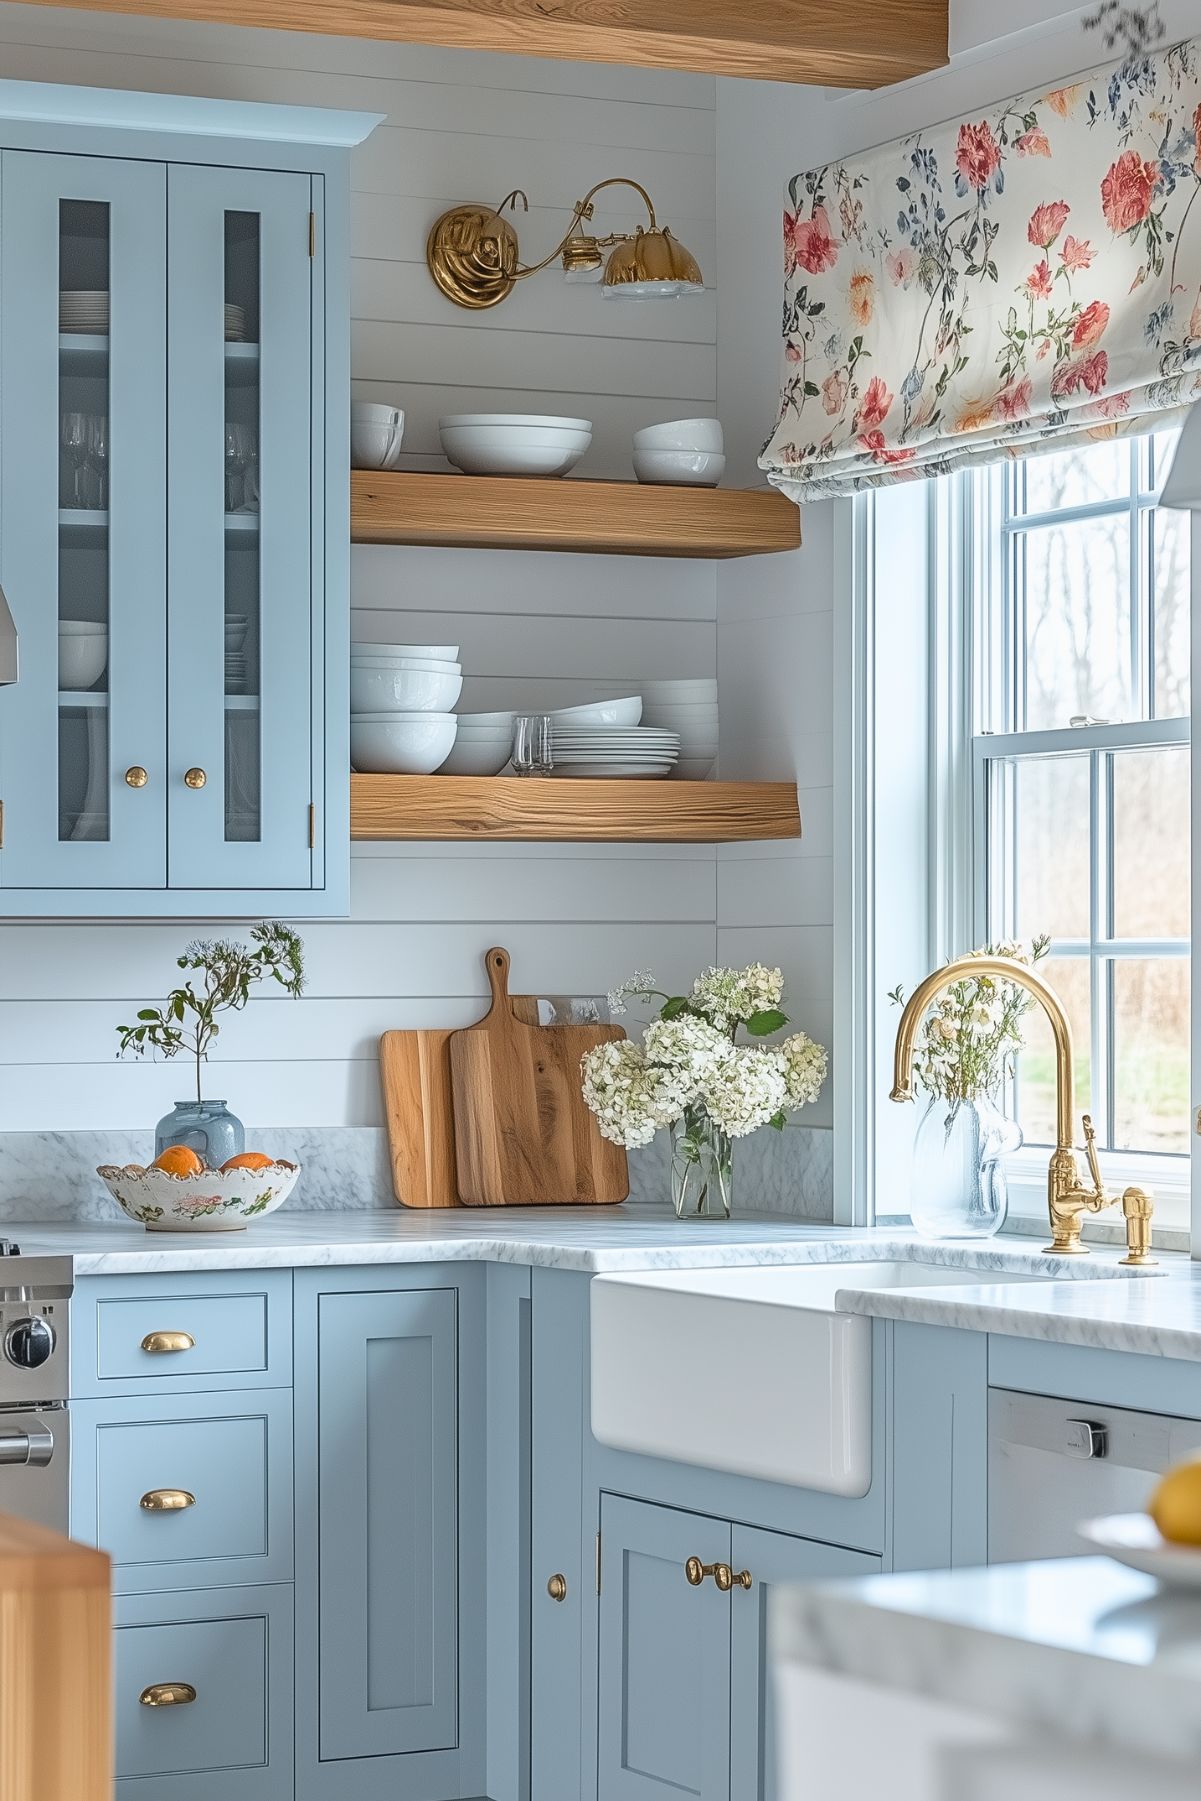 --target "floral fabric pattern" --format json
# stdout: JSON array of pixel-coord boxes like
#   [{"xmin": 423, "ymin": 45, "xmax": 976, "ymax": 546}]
[{"xmin": 762, "ymin": 37, "xmax": 1201, "ymax": 501}]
